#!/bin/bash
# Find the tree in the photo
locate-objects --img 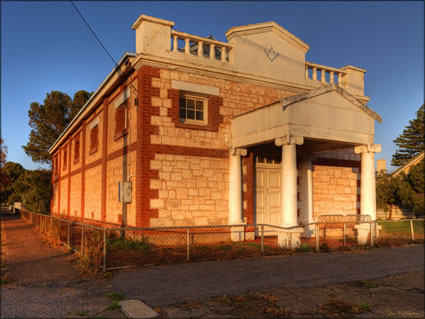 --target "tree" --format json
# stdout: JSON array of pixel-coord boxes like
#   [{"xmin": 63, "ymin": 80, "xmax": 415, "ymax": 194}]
[
  {"xmin": 398, "ymin": 159, "xmax": 424, "ymax": 216},
  {"xmin": 0, "ymin": 162, "xmax": 25, "ymax": 204},
  {"xmin": 70, "ymin": 90, "xmax": 91, "ymax": 120},
  {"xmin": 22, "ymin": 90, "xmax": 91, "ymax": 164},
  {"xmin": 19, "ymin": 169, "xmax": 52, "ymax": 214},
  {"xmin": 392, "ymin": 104, "xmax": 425, "ymax": 167},
  {"xmin": 376, "ymin": 173, "xmax": 402, "ymax": 219},
  {"xmin": 0, "ymin": 137, "xmax": 6, "ymax": 168},
  {"xmin": 0, "ymin": 138, "xmax": 8, "ymax": 203}
]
